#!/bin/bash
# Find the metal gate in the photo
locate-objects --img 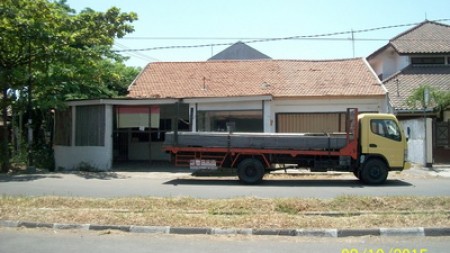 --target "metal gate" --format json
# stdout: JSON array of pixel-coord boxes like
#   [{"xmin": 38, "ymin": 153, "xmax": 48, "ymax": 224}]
[
  {"xmin": 276, "ymin": 113, "xmax": 346, "ymax": 133},
  {"xmin": 433, "ymin": 120, "xmax": 450, "ymax": 163}
]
